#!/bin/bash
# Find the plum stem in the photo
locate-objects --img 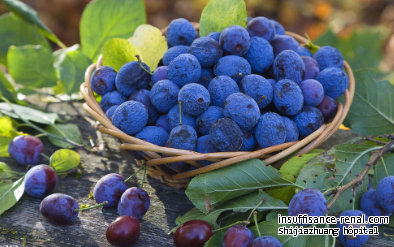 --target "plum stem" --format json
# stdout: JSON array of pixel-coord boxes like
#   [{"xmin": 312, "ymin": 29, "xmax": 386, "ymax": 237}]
[
  {"xmin": 178, "ymin": 101, "xmax": 182, "ymax": 125},
  {"xmin": 124, "ymin": 165, "xmax": 144, "ymax": 183},
  {"xmin": 212, "ymin": 221, "xmax": 249, "ymax": 233},
  {"xmin": 74, "ymin": 201, "xmax": 108, "ymax": 212},
  {"xmin": 380, "ymin": 157, "xmax": 389, "ymax": 177},
  {"xmin": 135, "ymin": 55, "xmax": 153, "ymax": 75},
  {"xmin": 253, "ymin": 212, "xmax": 261, "ymax": 237},
  {"xmin": 304, "ymin": 33, "xmax": 320, "ymax": 54},
  {"xmin": 140, "ymin": 165, "xmax": 147, "ymax": 189},
  {"xmin": 40, "ymin": 153, "xmax": 50, "ymax": 161},
  {"xmin": 245, "ymin": 198, "xmax": 265, "ymax": 226}
]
